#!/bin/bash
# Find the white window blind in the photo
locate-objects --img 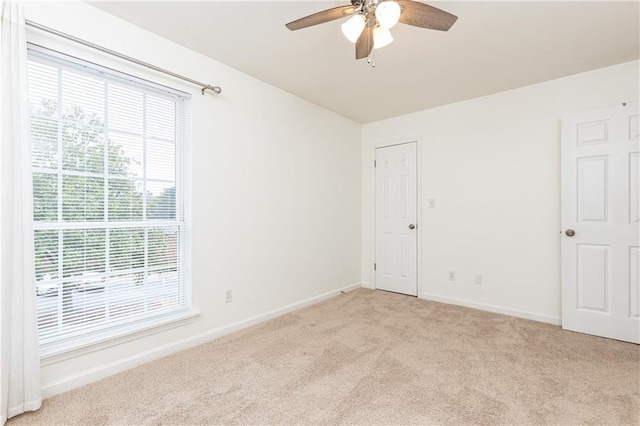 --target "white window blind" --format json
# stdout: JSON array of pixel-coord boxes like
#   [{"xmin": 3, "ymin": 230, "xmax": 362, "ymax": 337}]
[{"xmin": 28, "ymin": 45, "xmax": 192, "ymax": 351}]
